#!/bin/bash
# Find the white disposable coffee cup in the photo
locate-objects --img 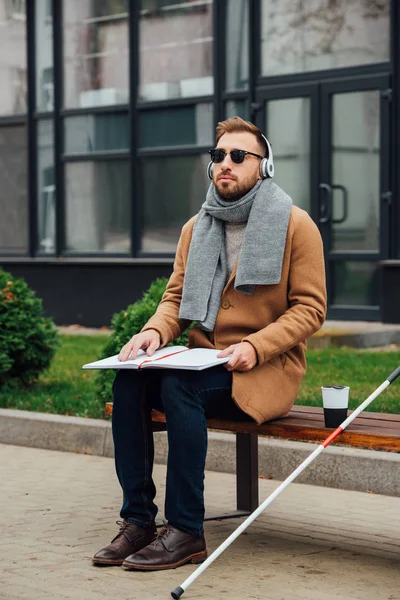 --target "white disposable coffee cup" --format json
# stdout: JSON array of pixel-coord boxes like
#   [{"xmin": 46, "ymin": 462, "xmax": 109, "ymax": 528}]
[
  {"xmin": 321, "ymin": 386, "xmax": 349, "ymax": 428},
  {"xmin": 321, "ymin": 385, "xmax": 349, "ymax": 409}
]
